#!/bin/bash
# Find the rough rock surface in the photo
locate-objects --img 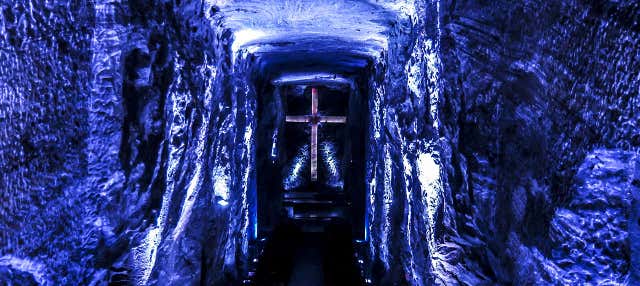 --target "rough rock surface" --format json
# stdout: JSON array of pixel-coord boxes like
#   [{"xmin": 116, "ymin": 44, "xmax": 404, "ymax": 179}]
[
  {"xmin": 363, "ymin": 1, "xmax": 445, "ymax": 284},
  {"xmin": 549, "ymin": 149, "xmax": 634, "ymax": 284},
  {"xmin": 0, "ymin": 265, "xmax": 39, "ymax": 286},
  {"xmin": 1, "ymin": 0, "xmax": 638, "ymax": 285},
  {"xmin": 439, "ymin": 0, "xmax": 640, "ymax": 284},
  {"xmin": 1, "ymin": 0, "xmax": 255, "ymax": 284},
  {"xmin": 1, "ymin": 1, "xmax": 94, "ymax": 284}
]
